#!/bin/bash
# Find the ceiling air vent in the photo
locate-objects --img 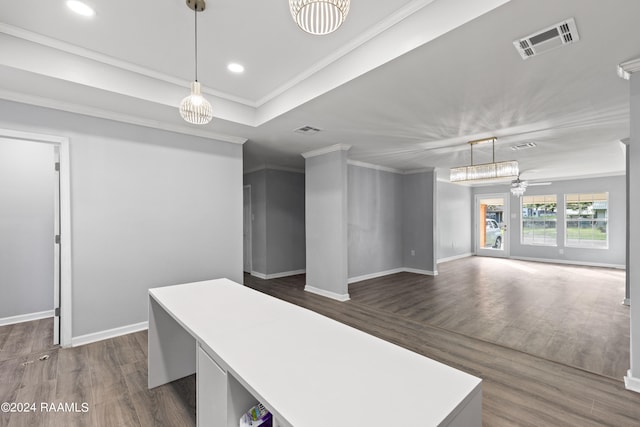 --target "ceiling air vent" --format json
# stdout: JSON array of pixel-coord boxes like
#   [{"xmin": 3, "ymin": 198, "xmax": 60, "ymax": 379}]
[
  {"xmin": 294, "ymin": 125, "xmax": 321, "ymax": 135},
  {"xmin": 513, "ymin": 18, "xmax": 579, "ymax": 60},
  {"xmin": 511, "ymin": 142, "xmax": 537, "ymax": 151}
]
